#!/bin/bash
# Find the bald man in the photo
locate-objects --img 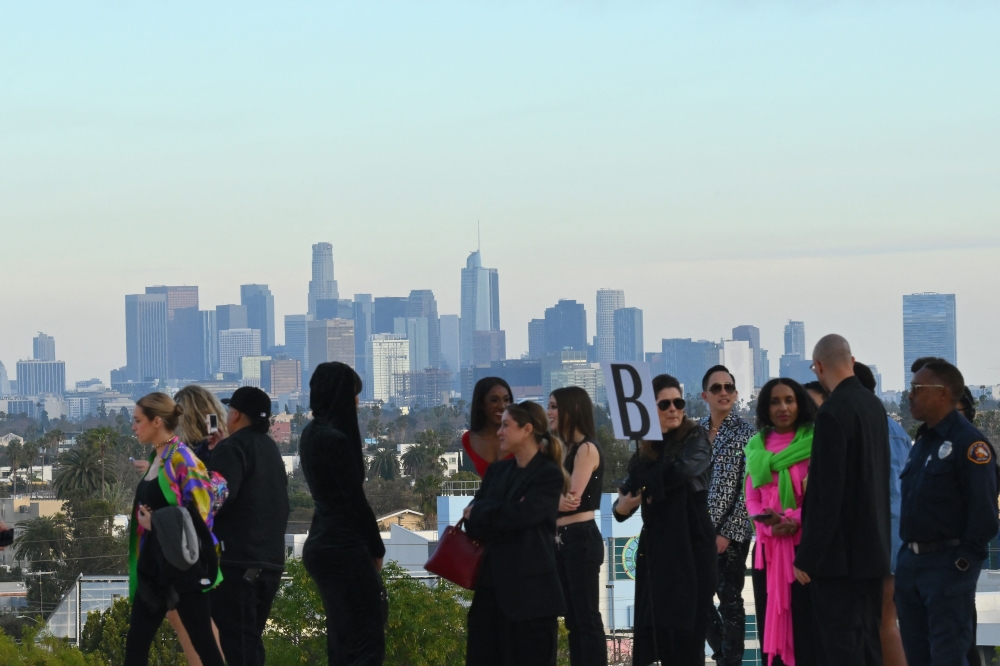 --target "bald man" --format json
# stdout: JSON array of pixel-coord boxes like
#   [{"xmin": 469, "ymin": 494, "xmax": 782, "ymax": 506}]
[{"xmin": 794, "ymin": 334, "xmax": 892, "ymax": 666}]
